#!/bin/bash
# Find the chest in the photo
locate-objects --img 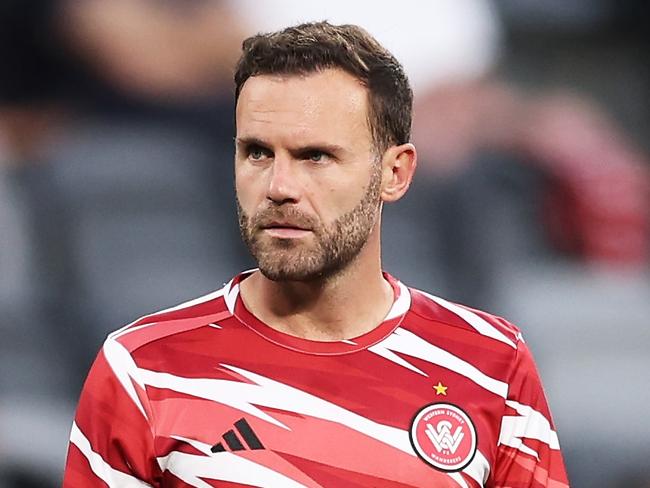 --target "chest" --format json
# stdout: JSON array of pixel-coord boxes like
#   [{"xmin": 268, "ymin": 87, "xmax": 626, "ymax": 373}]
[{"xmin": 140, "ymin": 337, "xmax": 504, "ymax": 487}]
